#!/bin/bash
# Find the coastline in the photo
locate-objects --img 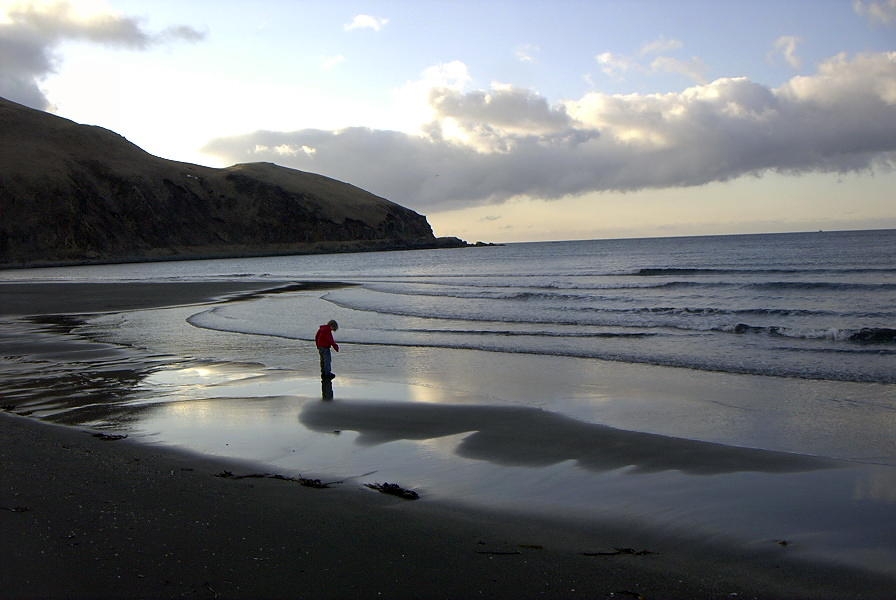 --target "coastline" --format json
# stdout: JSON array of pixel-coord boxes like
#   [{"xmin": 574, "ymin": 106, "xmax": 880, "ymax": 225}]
[
  {"xmin": 3, "ymin": 281, "xmax": 896, "ymax": 599},
  {"xmin": 0, "ymin": 236, "xmax": 470, "ymax": 271}
]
